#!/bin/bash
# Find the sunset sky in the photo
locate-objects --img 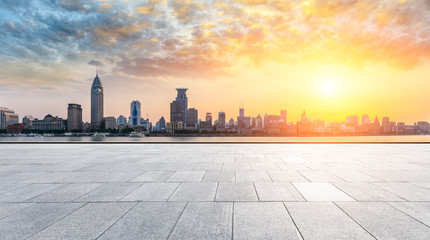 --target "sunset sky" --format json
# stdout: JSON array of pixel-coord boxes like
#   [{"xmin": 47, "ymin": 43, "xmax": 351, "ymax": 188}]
[{"xmin": 1, "ymin": 0, "xmax": 430, "ymax": 124}]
